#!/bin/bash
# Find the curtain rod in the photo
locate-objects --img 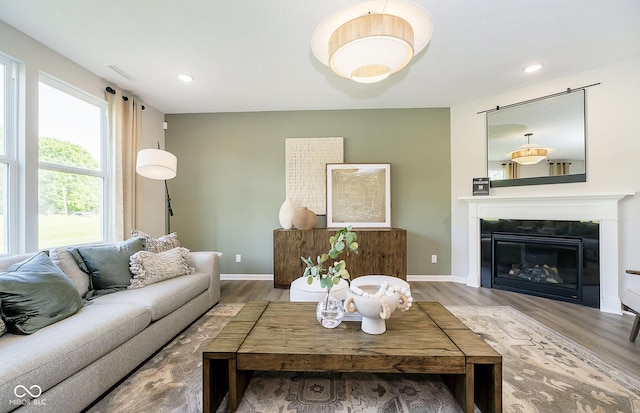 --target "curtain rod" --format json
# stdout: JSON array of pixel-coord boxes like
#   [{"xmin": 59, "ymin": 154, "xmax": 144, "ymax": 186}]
[
  {"xmin": 477, "ymin": 82, "xmax": 600, "ymax": 114},
  {"xmin": 105, "ymin": 86, "xmax": 145, "ymax": 110}
]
